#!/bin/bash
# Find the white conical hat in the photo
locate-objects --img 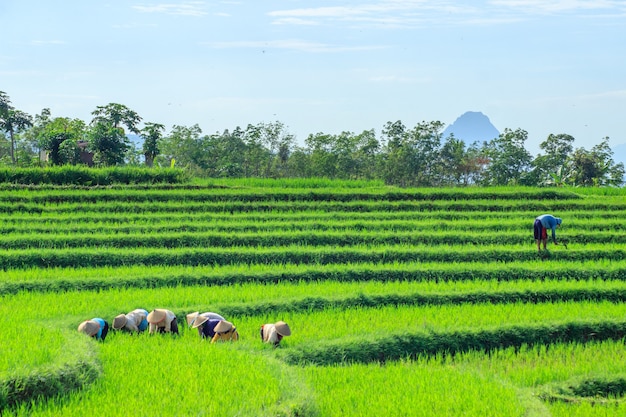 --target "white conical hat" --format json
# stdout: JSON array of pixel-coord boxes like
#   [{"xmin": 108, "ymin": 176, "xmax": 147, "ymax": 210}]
[
  {"xmin": 274, "ymin": 321, "xmax": 291, "ymax": 336},
  {"xmin": 214, "ymin": 320, "xmax": 233, "ymax": 333}
]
